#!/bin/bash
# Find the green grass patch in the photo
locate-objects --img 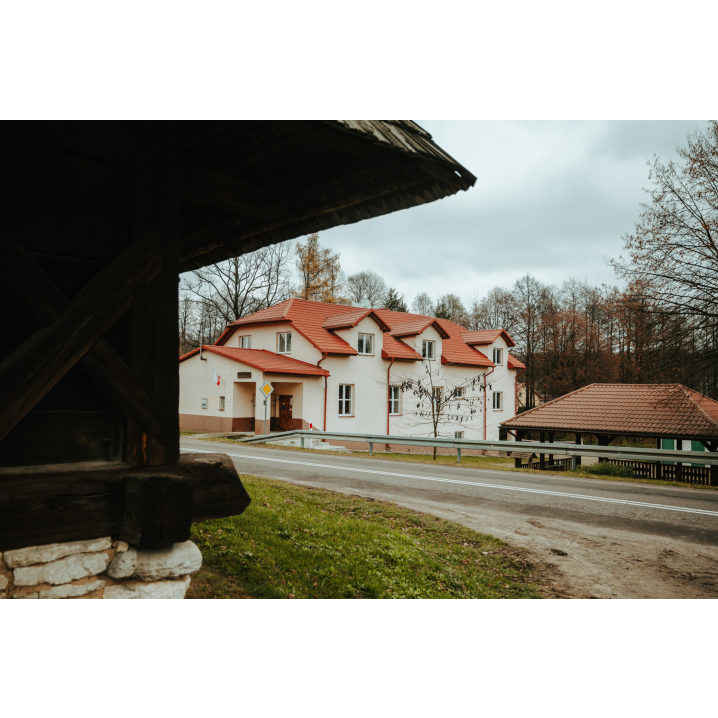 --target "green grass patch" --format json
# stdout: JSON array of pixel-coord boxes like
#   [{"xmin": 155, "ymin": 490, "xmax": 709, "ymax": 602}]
[
  {"xmin": 581, "ymin": 462, "xmax": 634, "ymax": 478},
  {"xmin": 187, "ymin": 474, "xmax": 542, "ymax": 599}
]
